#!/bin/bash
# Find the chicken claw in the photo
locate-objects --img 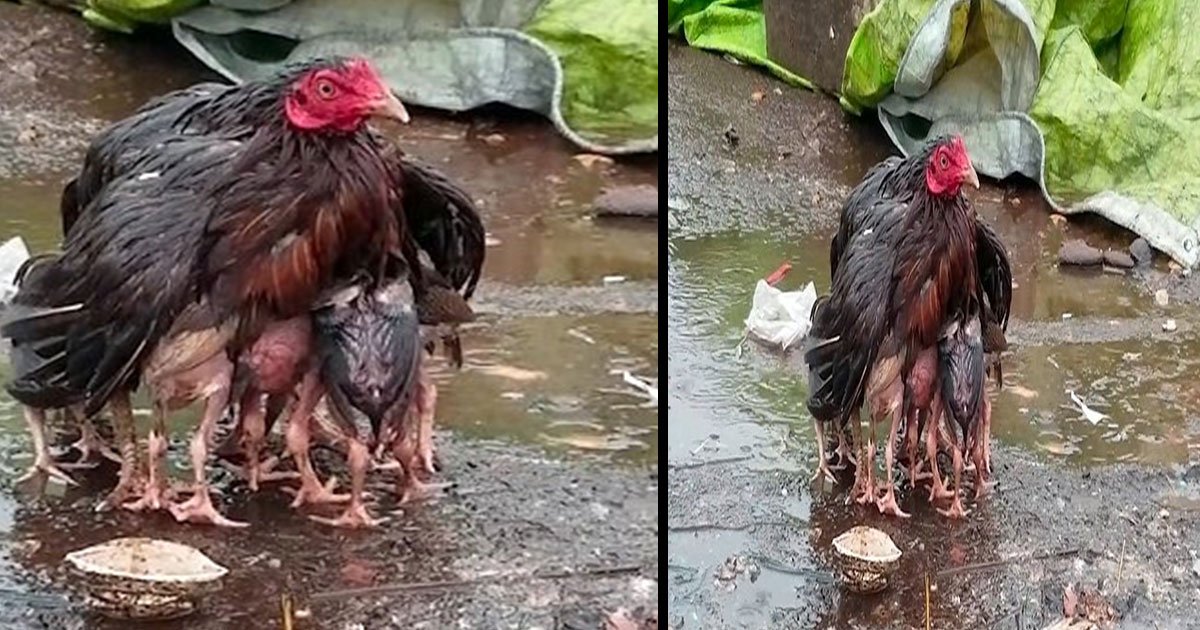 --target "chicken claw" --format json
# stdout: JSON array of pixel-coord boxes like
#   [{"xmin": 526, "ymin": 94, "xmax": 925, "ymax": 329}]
[
  {"xmin": 170, "ymin": 488, "xmax": 248, "ymax": 528},
  {"xmin": 309, "ymin": 502, "xmax": 389, "ymax": 528},
  {"xmin": 283, "ymin": 476, "xmax": 351, "ymax": 507},
  {"xmin": 16, "ymin": 458, "xmax": 79, "ymax": 487},
  {"xmin": 936, "ymin": 496, "xmax": 969, "ymax": 519}
]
